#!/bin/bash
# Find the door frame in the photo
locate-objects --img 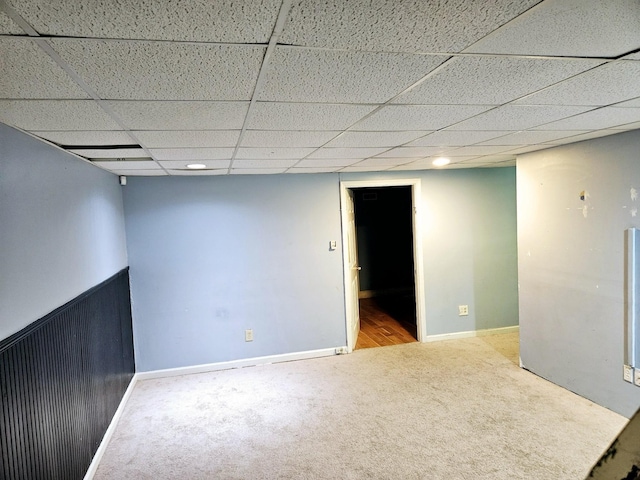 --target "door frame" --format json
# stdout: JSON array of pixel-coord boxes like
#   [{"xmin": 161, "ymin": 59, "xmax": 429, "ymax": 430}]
[{"xmin": 340, "ymin": 178, "xmax": 427, "ymax": 351}]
